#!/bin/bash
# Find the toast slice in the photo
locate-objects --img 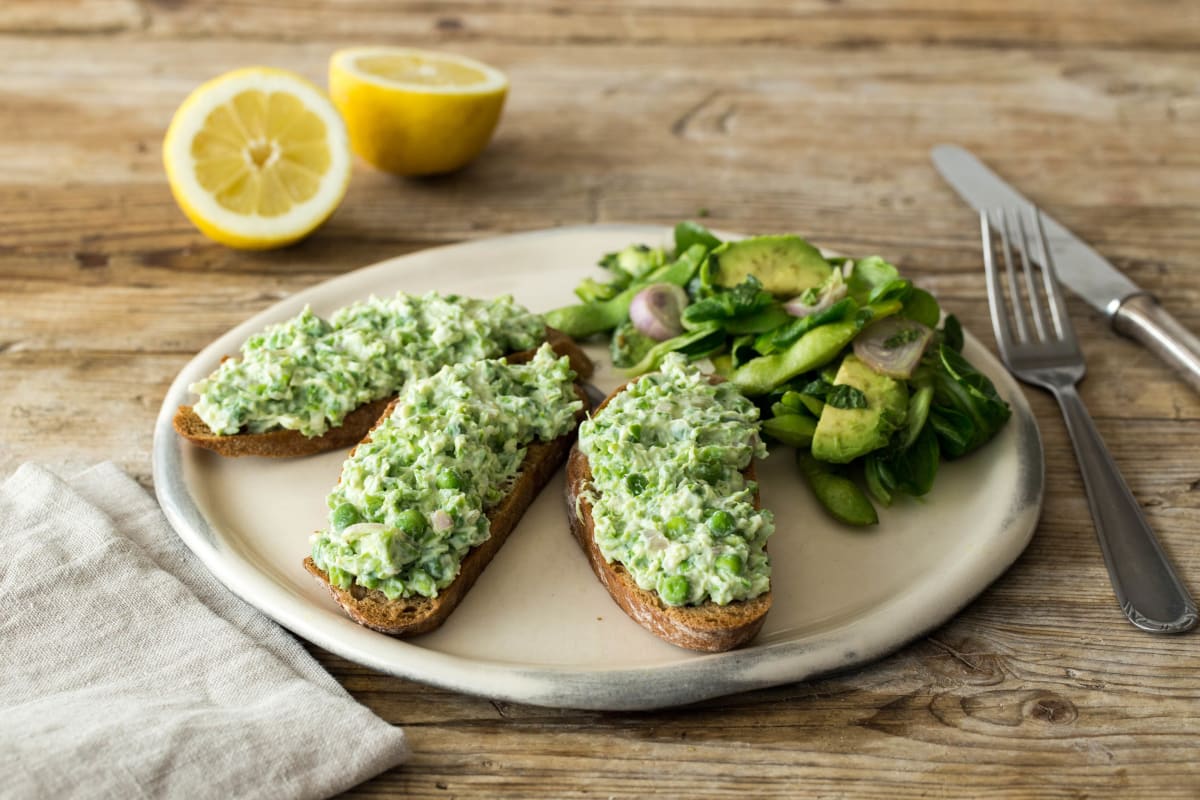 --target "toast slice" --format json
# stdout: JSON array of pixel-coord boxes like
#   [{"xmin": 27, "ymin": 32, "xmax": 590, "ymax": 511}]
[
  {"xmin": 305, "ymin": 385, "xmax": 589, "ymax": 636},
  {"xmin": 174, "ymin": 326, "xmax": 591, "ymax": 458},
  {"xmin": 565, "ymin": 379, "xmax": 772, "ymax": 653}
]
